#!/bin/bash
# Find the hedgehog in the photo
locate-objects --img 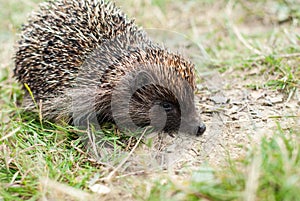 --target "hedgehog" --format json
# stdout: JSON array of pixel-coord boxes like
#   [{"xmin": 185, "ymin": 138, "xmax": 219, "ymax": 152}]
[{"xmin": 14, "ymin": 0, "xmax": 206, "ymax": 136}]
